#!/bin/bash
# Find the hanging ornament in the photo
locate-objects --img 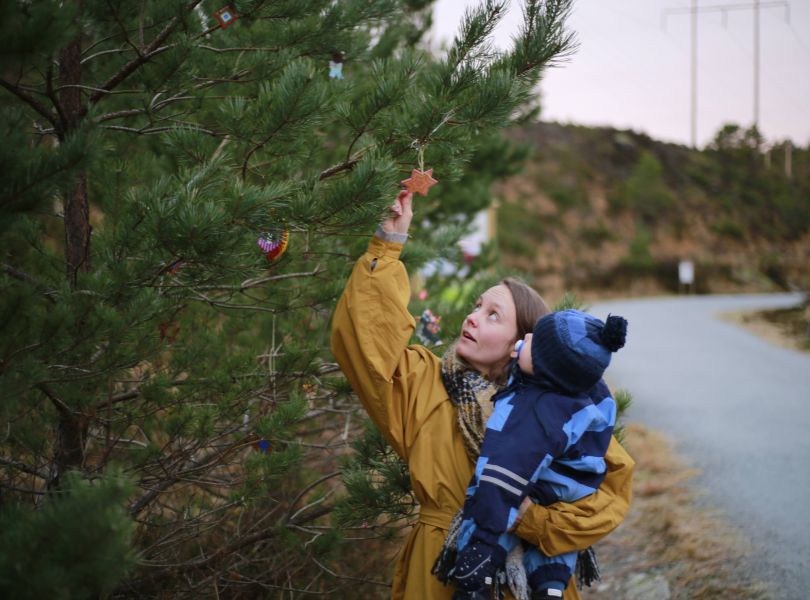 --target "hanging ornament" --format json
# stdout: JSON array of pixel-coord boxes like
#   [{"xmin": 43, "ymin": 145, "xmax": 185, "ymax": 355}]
[
  {"xmin": 329, "ymin": 51, "xmax": 344, "ymax": 80},
  {"xmin": 252, "ymin": 439, "xmax": 272, "ymax": 453},
  {"xmin": 159, "ymin": 258, "xmax": 185, "ymax": 277},
  {"xmin": 213, "ymin": 4, "xmax": 238, "ymax": 29},
  {"xmin": 401, "ymin": 169, "xmax": 438, "ymax": 197},
  {"xmin": 416, "ymin": 309, "xmax": 442, "ymax": 345},
  {"xmin": 167, "ymin": 259, "xmax": 185, "ymax": 275},
  {"xmin": 302, "ymin": 383, "xmax": 318, "ymax": 409},
  {"xmin": 401, "ymin": 144, "xmax": 438, "ymax": 197},
  {"xmin": 257, "ymin": 230, "xmax": 289, "ymax": 262}
]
